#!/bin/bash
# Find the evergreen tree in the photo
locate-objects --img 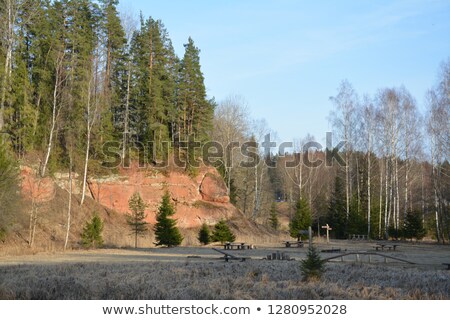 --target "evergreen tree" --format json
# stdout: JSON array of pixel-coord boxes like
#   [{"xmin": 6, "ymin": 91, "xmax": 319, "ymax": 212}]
[
  {"xmin": 0, "ymin": 143, "xmax": 19, "ymax": 234},
  {"xmin": 130, "ymin": 17, "xmax": 177, "ymax": 159},
  {"xmin": 81, "ymin": 213, "xmax": 104, "ymax": 248},
  {"xmin": 347, "ymin": 196, "xmax": 366, "ymax": 235},
  {"xmin": 177, "ymin": 37, "xmax": 214, "ymax": 141},
  {"xmin": 300, "ymin": 246, "xmax": 326, "ymax": 281},
  {"xmin": 211, "ymin": 219, "xmax": 236, "ymax": 243},
  {"xmin": 269, "ymin": 202, "xmax": 279, "ymax": 230},
  {"xmin": 327, "ymin": 175, "xmax": 347, "ymax": 239},
  {"xmin": 289, "ymin": 198, "xmax": 311, "ymax": 241},
  {"xmin": 198, "ymin": 223, "xmax": 211, "ymax": 245},
  {"xmin": 154, "ymin": 191, "xmax": 183, "ymax": 247},
  {"xmin": 403, "ymin": 210, "xmax": 426, "ymax": 241},
  {"xmin": 127, "ymin": 192, "xmax": 148, "ymax": 248}
]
